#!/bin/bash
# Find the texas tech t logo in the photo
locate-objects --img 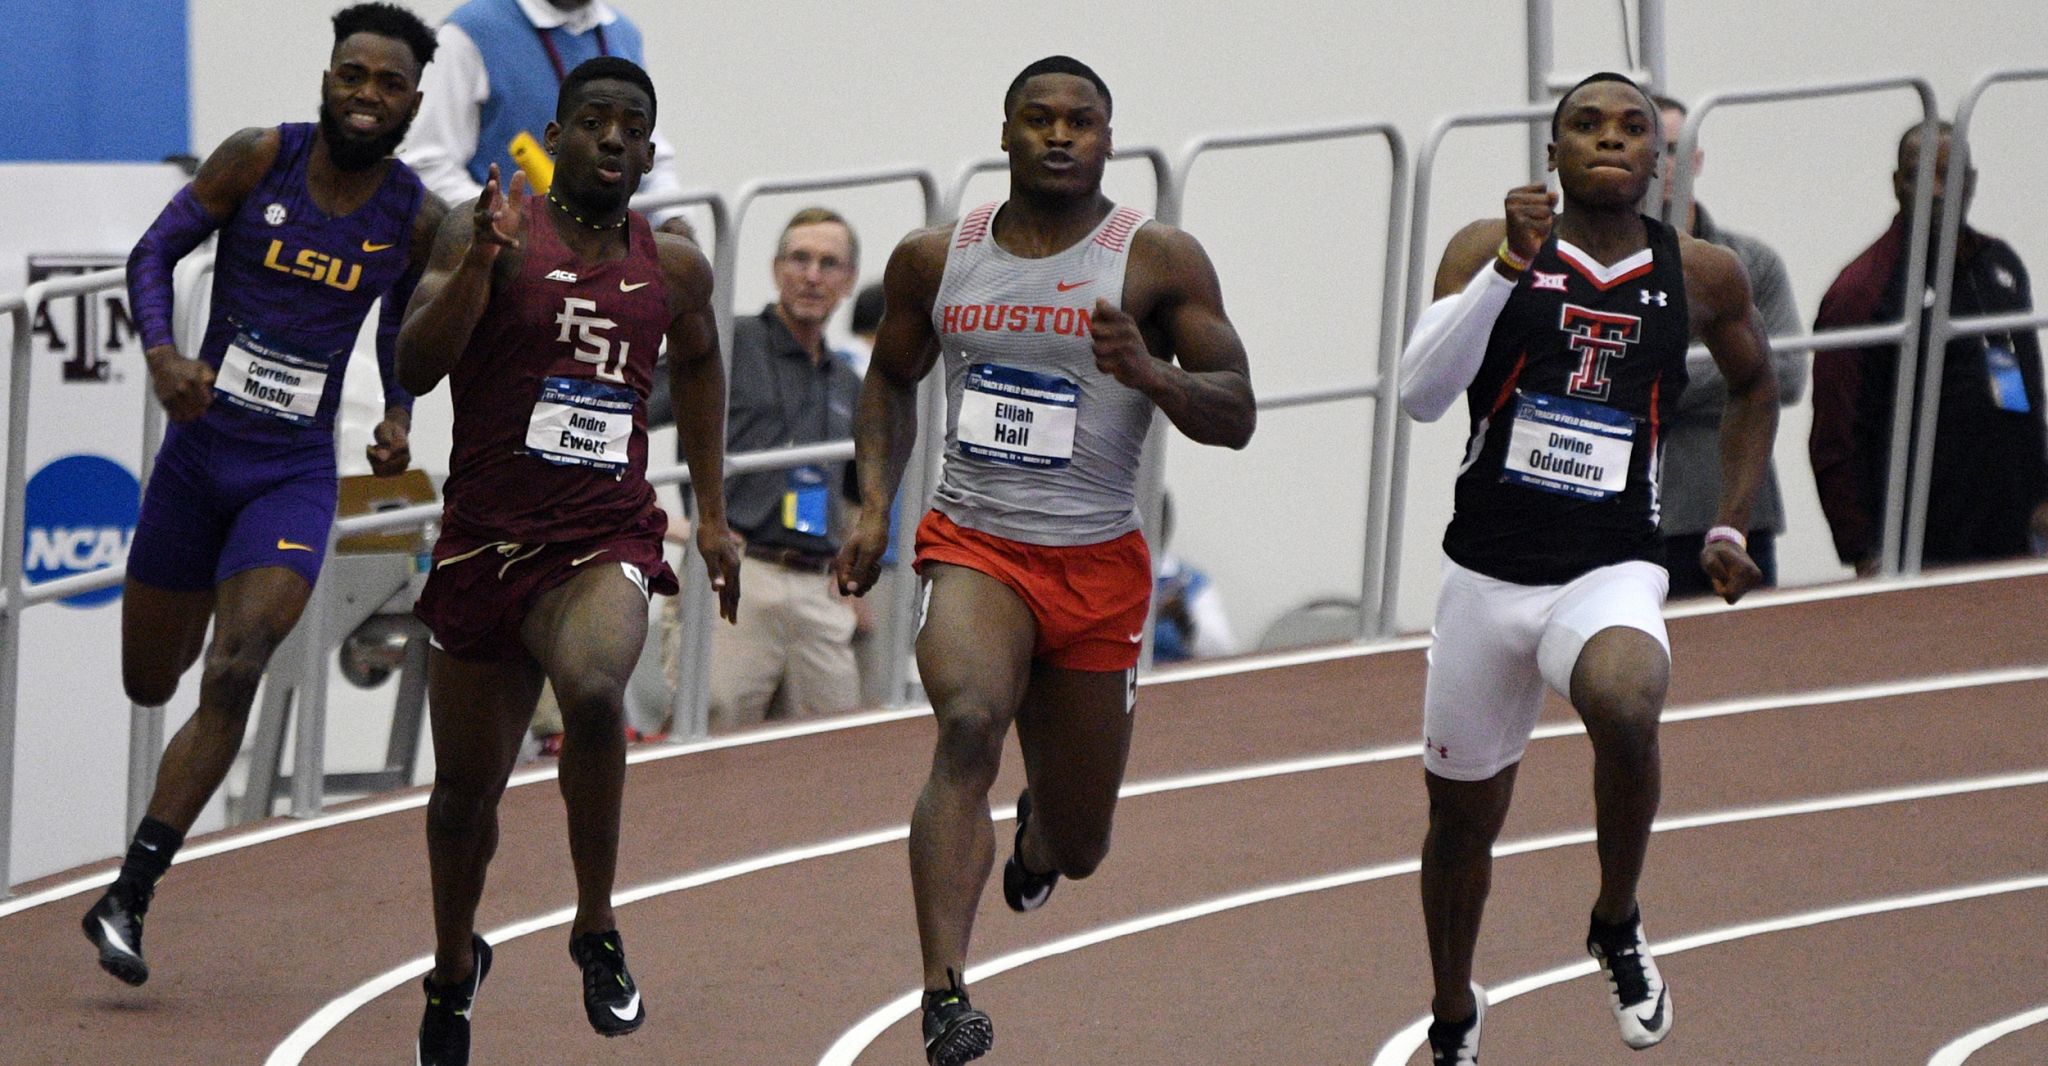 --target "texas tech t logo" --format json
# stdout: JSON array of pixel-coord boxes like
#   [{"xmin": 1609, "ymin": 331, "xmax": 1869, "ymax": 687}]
[{"xmin": 1559, "ymin": 303, "xmax": 1642, "ymax": 402}]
